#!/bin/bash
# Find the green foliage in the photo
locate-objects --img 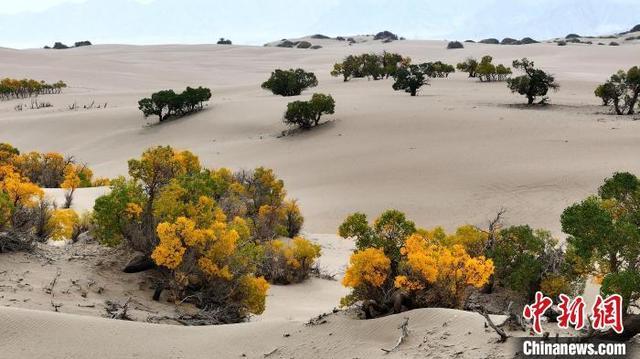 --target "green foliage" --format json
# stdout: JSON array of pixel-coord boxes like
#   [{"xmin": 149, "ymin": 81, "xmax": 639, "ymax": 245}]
[
  {"xmin": 92, "ymin": 177, "xmax": 145, "ymax": 246},
  {"xmin": 506, "ymin": 58, "xmax": 559, "ymax": 104},
  {"xmin": 392, "ymin": 65, "xmax": 429, "ymax": 96},
  {"xmin": 138, "ymin": 86, "xmax": 211, "ymax": 122},
  {"xmin": 561, "ymin": 172, "xmax": 640, "ymax": 313},
  {"xmin": 456, "ymin": 57, "xmax": 479, "ymax": 78},
  {"xmin": 339, "ymin": 209, "xmax": 416, "ymax": 265},
  {"xmin": 489, "ymin": 225, "xmax": 558, "ymax": 298},
  {"xmin": 420, "ymin": 61, "xmax": 455, "ymax": 78},
  {"xmin": 596, "ymin": 66, "xmax": 640, "ymax": 115},
  {"xmin": 284, "ymin": 93, "xmax": 335, "ymax": 129},
  {"xmin": 261, "ymin": 69, "xmax": 318, "ymax": 96},
  {"xmin": 331, "ymin": 52, "xmax": 410, "ymax": 81},
  {"xmin": 475, "ymin": 56, "xmax": 512, "ymax": 82}
]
